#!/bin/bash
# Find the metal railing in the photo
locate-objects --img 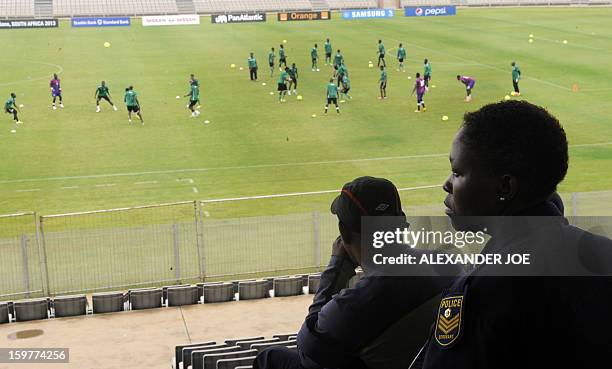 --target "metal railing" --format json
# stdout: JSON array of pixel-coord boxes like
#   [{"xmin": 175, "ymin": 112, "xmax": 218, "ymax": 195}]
[{"xmin": 1, "ymin": 190, "xmax": 610, "ymax": 300}]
